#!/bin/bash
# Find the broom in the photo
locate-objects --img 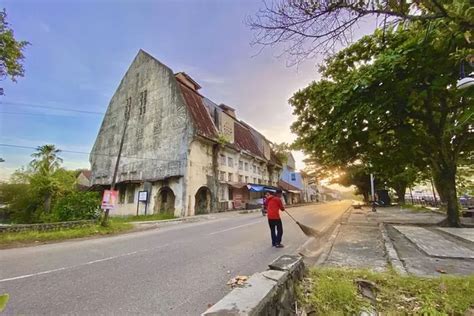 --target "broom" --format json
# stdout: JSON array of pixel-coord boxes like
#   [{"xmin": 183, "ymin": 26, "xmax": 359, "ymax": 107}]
[{"xmin": 284, "ymin": 209, "xmax": 321, "ymax": 238}]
